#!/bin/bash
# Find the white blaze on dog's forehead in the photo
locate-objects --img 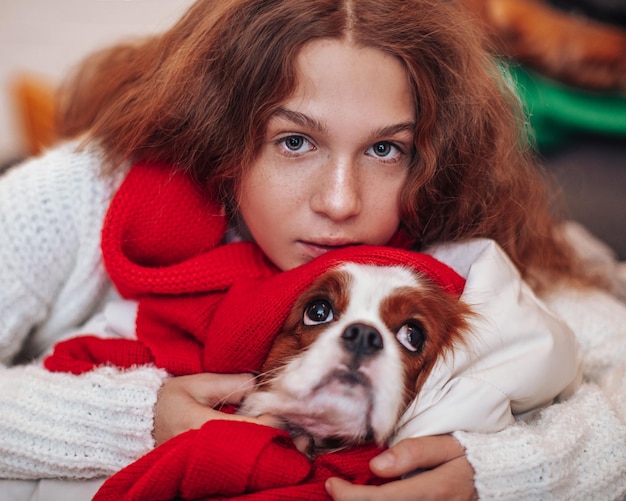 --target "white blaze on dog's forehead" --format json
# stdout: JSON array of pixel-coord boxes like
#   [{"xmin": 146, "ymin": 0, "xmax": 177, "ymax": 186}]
[{"xmin": 337, "ymin": 263, "xmax": 421, "ymax": 319}]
